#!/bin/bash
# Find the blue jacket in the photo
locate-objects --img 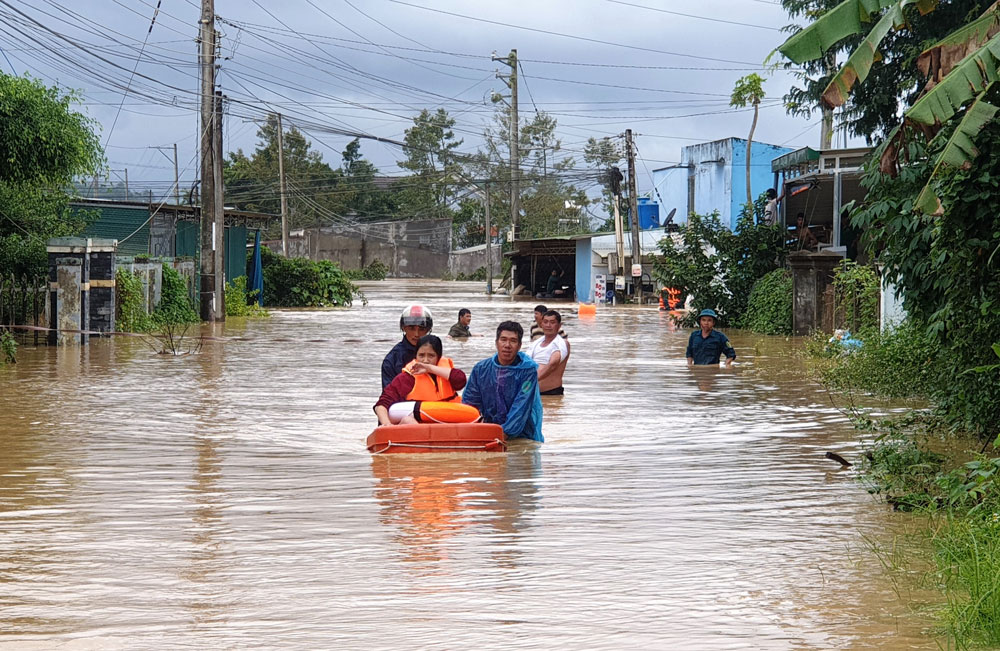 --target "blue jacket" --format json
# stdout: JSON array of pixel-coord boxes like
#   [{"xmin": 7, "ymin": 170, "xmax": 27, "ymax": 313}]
[
  {"xmin": 462, "ymin": 352, "xmax": 544, "ymax": 441},
  {"xmin": 381, "ymin": 337, "xmax": 418, "ymax": 389},
  {"xmin": 686, "ymin": 329, "xmax": 736, "ymax": 365}
]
